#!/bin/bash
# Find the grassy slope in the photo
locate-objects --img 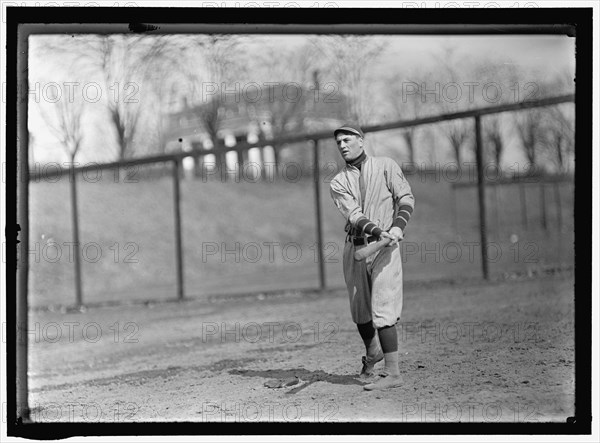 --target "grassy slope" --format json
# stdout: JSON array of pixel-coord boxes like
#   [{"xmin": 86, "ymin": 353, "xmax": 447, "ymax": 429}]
[{"xmin": 28, "ymin": 172, "xmax": 574, "ymax": 308}]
